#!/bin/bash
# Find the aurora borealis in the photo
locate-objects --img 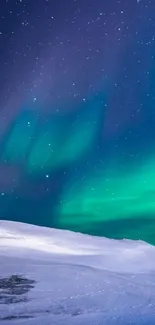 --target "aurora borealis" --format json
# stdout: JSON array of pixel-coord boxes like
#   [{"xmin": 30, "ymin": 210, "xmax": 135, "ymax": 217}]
[{"xmin": 1, "ymin": 0, "xmax": 155, "ymax": 244}]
